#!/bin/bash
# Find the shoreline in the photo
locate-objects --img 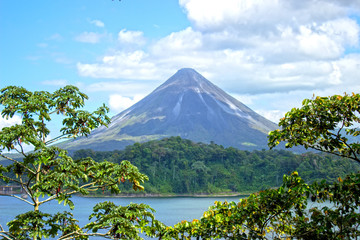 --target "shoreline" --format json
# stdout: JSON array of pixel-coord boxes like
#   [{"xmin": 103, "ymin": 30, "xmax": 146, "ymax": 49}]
[{"xmin": 82, "ymin": 192, "xmax": 250, "ymax": 198}]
